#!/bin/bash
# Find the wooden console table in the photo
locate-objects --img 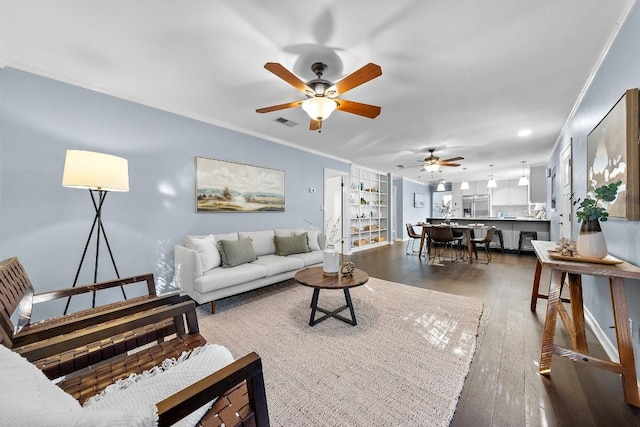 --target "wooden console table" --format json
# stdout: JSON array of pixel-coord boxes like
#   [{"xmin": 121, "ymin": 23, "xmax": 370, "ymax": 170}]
[{"xmin": 531, "ymin": 240, "xmax": 640, "ymax": 407}]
